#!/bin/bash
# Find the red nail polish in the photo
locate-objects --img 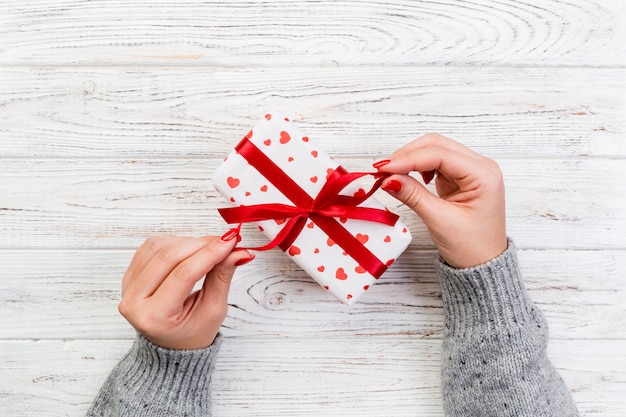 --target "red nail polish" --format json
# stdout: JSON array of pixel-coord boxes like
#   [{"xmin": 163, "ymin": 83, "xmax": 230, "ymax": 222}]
[
  {"xmin": 381, "ymin": 179, "xmax": 402, "ymax": 193},
  {"xmin": 235, "ymin": 254, "xmax": 255, "ymax": 266},
  {"xmin": 421, "ymin": 170, "xmax": 435, "ymax": 185},
  {"xmin": 220, "ymin": 227, "xmax": 239, "ymax": 242},
  {"xmin": 372, "ymin": 159, "xmax": 391, "ymax": 169}
]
